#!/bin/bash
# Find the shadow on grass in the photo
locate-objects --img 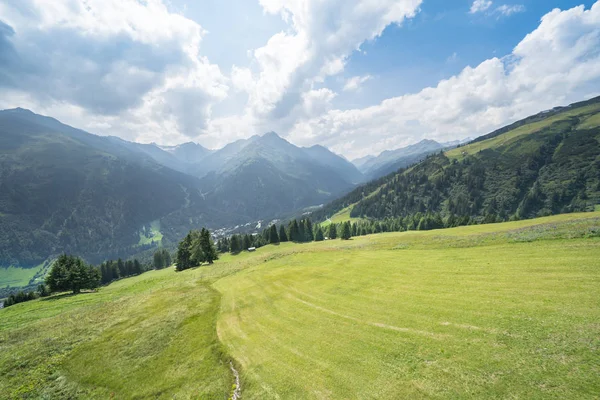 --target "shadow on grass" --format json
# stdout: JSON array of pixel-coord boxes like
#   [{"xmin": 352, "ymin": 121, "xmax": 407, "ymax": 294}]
[{"xmin": 41, "ymin": 291, "xmax": 96, "ymax": 302}]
